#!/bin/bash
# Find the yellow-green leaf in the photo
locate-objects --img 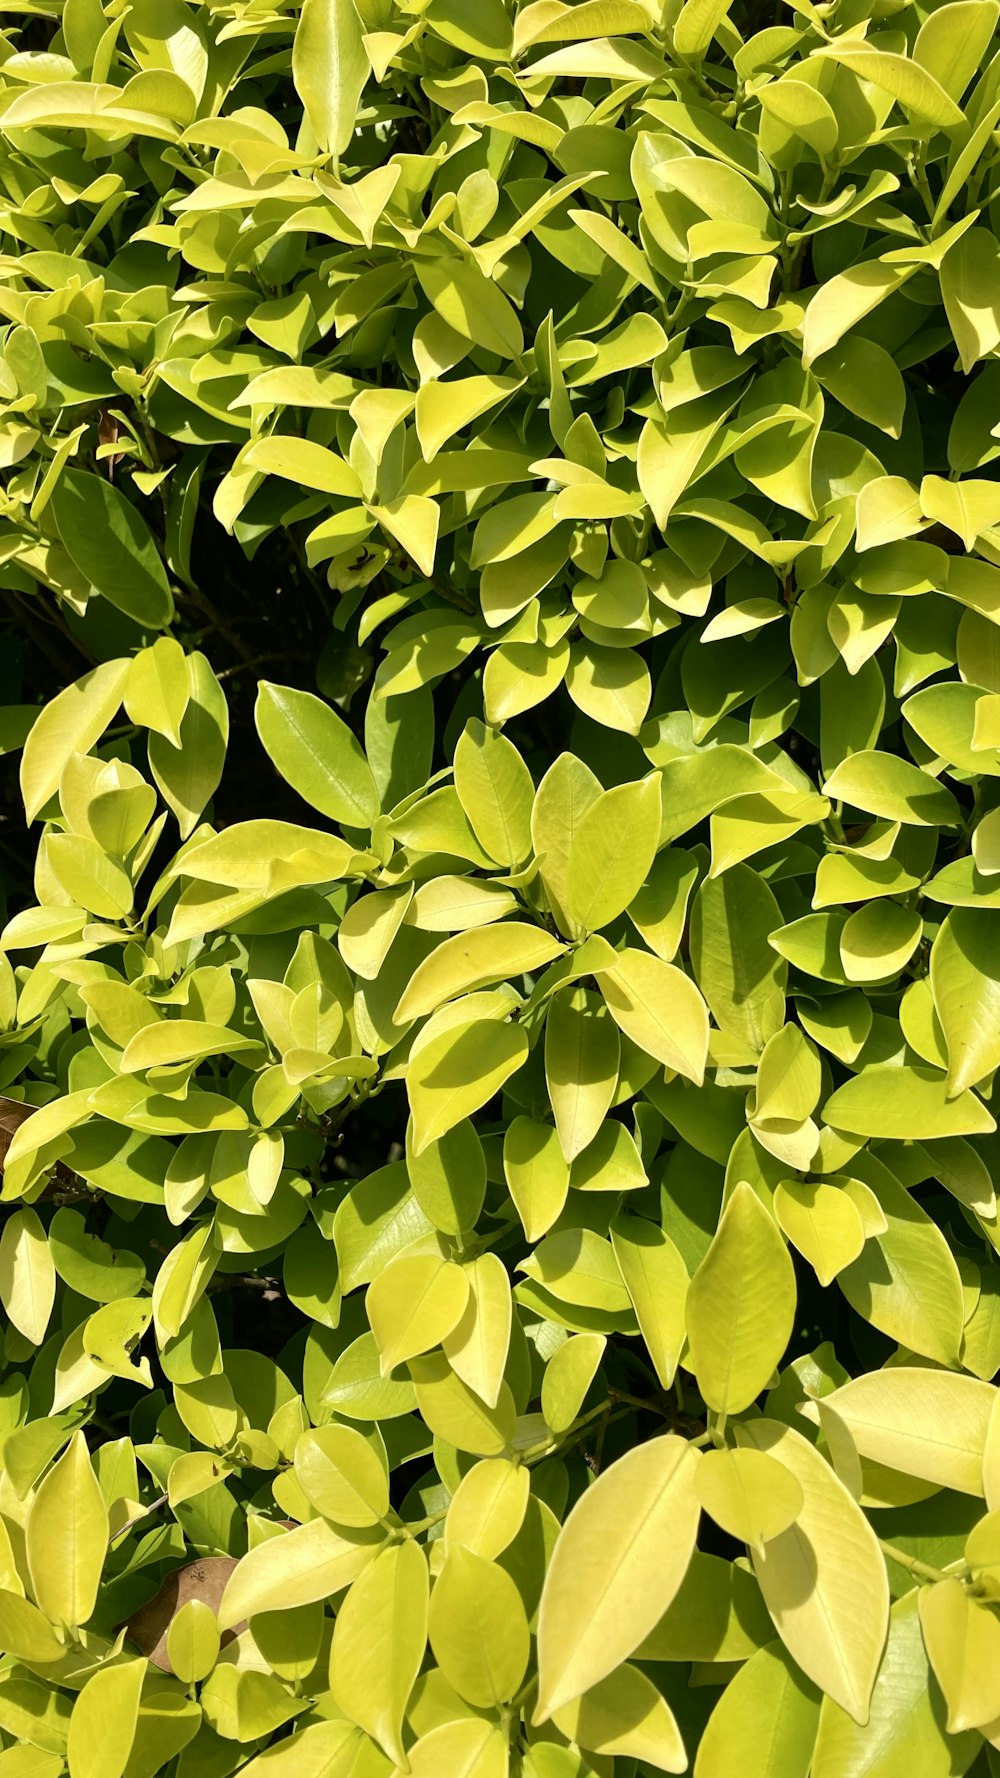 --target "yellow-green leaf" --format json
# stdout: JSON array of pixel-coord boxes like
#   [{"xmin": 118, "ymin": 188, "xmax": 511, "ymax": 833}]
[
  {"xmin": 292, "ymin": 0, "xmax": 368, "ymax": 158},
  {"xmin": 20, "ymin": 658, "xmax": 129, "ymax": 823},
  {"xmin": 68, "ymin": 1657, "xmax": 145, "ymax": 1778},
  {"xmin": 552, "ymin": 1662, "xmax": 686, "ymax": 1773},
  {"xmin": 0, "ymin": 1207, "xmax": 56, "ymax": 1345},
  {"xmin": 695, "ymin": 1447, "xmax": 804, "ymax": 1553},
  {"xmin": 26, "ymin": 1432, "xmax": 109, "ymax": 1630},
  {"xmin": 737, "ymin": 1419, "xmax": 889, "ymax": 1723},
  {"xmin": 218, "ymin": 1518, "xmax": 382, "ymax": 1629},
  {"xmin": 808, "ymin": 1367, "xmax": 995, "ymax": 1495},
  {"xmin": 366, "ymin": 1251, "xmax": 470, "ymax": 1374},
  {"xmin": 597, "ymin": 948, "xmax": 710, "ymax": 1084},
  {"xmin": 329, "ymin": 1540, "xmax": 428, "ymax": 1765},
  {"xmin": 429, "ymin": 1547, "xmax": 529, "ymax": 1707},
  {"xmin": 535, "ymin": 1435, "xmax": 701, "ymax": 1719}
]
